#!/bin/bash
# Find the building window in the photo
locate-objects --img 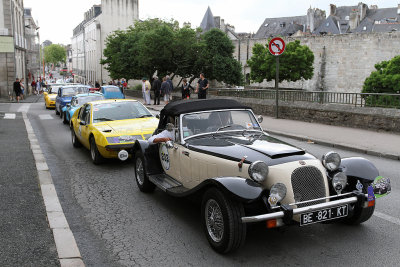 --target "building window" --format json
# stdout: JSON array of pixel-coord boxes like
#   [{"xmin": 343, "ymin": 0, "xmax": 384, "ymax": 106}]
[
  {"xmin": 264, "ymin": 23, "xmax": 269, "ymax": 27},
  {"xmin": 326, "ymin": 22, "xmax": 330, "ymax": 26},
  {"xmin": 280, "ymin": 22, "xmax": 286, "ymax": 27},
  {"xmin": 363, "ymin": 26, "xmax": 367, "ymax": 31}
]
